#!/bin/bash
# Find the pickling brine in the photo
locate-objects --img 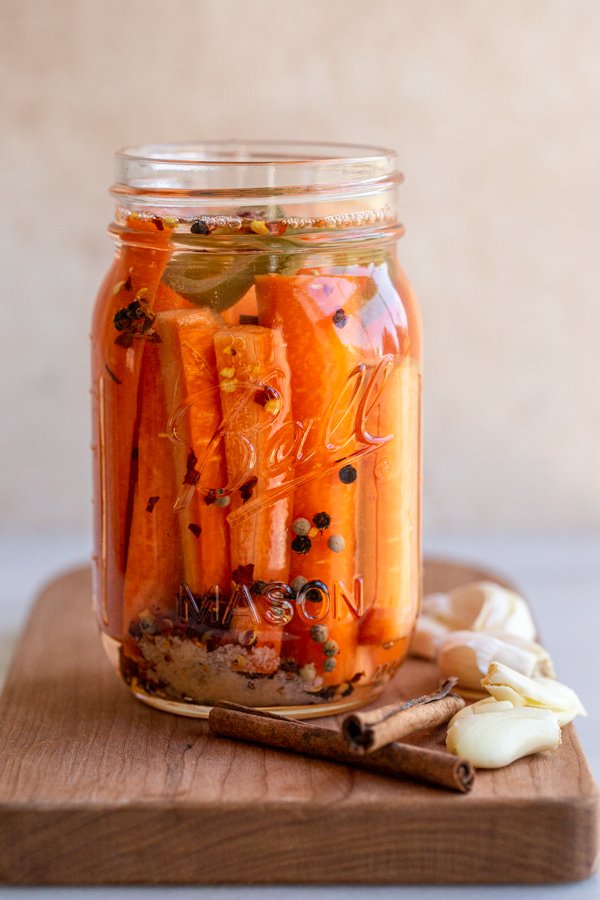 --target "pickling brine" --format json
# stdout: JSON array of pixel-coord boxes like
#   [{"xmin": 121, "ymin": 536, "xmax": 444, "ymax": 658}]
[{"xmin": 91, "ymin": 141, "xmax": 422, "ymax": 718}]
